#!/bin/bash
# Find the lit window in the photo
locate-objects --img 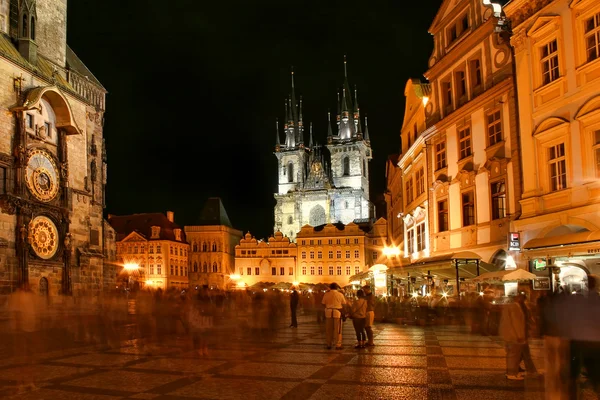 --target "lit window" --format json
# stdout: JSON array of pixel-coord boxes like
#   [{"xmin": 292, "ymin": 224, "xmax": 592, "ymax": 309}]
[
  {"xmin": 345, "ymin": 250, "xmax": 350, "ymax": 258},
  {"xmin": 372, "ymin": 251, "xmax": 378, "ymax": 260},
  {"xmin": 329, "ymin": 266, "xmax": 334, "ymax": 275},
  {"xmin": 438, "ymin": 200, "xmax": 449, "ymax": 232},
  {"xmin": 436, "ymin": 141, "xmax": 447, "ymax": 170},
  {"xmin": 549, "ymin": 143, "xmax": 567, "ymax": 191},
  {"xmin": 354, "ymin": 250, "xmax": 359, "ymax": 258},
  {"xmin": 272, "ymin": 267, "xmax": 276, "ymax": 275},
  {"xmin": 487, "ymin": 110, "xmax": 502, "ymax": 146},
  {"xmin": 355, "ymin": 265, "xmax": 360, "ymax": 274},
  {"xmin": 310, "ymin": 251, "xmax": 314, "ymax": 259},
  {"xmin": 346, "ymin": 266, "xmax": 351, "ymax": 275},
  {"xmin": 149, "ymin": 265, "xmax": 154, "ymax": 275},
  {"xmin": 491, "ymin": 181, "xmax": 506, "ymax": 219},
  {"xmin": 416, "ymin": 223, "xmax": 426, "ymax": 252},
  {"xmin": 585, "ymin": 13, "xmax": 600, "ymax": 62},
  {"xmin": 310, "ymin": 266, "xmax": 315, "ymax": 275},
  {"xmin": 407, "ymin": 229, "xmax": 415, "ymax": 254},
  {"xmin": 318, "ymin": 251, "xmax": 322, "ymax": 259},
  {"xmin": 346, "ymin": 239, "xmax": 350, "ymax": 244},
  {"xmin": 318, "ymin": 266, "xmax": 323, "ymax": 275},
  {"xmin": 415, "ymin": 168, "xmax": 425, "ymax": 197},
  {"xmin": 337, "ymin": 266, "xmax": 342, "ymax": 275},
  {"xmin": 541, "ymin": 39, "xmax": 560, "ymax": 85},
  {"xmin": 255, "ymin": 267, "xmax": 260, "ymax": 275},
  {"xmin": 442, "ymin": 80, "xmax": 452, "ymax": 109},
  {"xmin": 337, "ymin": 251, "xmax": 341, "ymax": 259},
  {"xmin": 328, "ymin": 251, "xmax": 333, "ymax": 259},
  {"xmin": 462, "ymin": 191, "xmax": 475, "ymax": 226},
  {"xmin": 459, "ymin": 127, "xmax": 472, "ymax": 159},
  {"xmin": 302, "ymin": 251, "xmax": 306, "ymax": 259},
  {"xmin": 302, "ymin": 266, "xmax": 306, "ymax": 275},
  {"xmin": 405, "ymin": 176, "xmax": 414, "ymax": 205},
  {"xmin": 157, "ymin": 265, "xmax": 161, "ymax": 275},
  {"xmin": 289, "ymin": 267, "xmax": 293, "ymax": 275}
]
